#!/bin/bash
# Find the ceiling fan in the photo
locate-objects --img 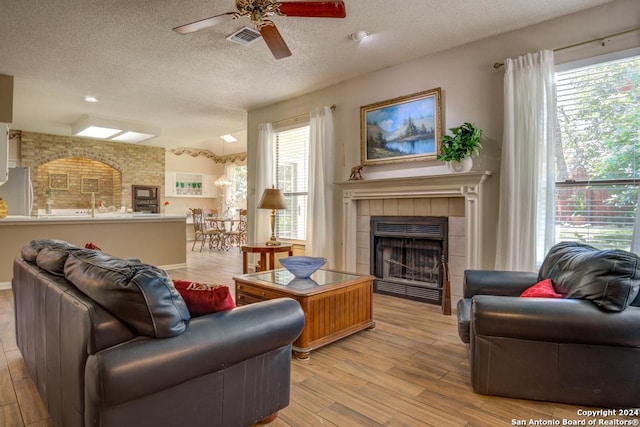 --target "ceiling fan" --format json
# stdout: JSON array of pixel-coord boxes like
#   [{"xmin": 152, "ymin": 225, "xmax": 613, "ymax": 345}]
[{"xmin": 173, "ymin": 0, "xmax": 346, "ymax": 59}]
